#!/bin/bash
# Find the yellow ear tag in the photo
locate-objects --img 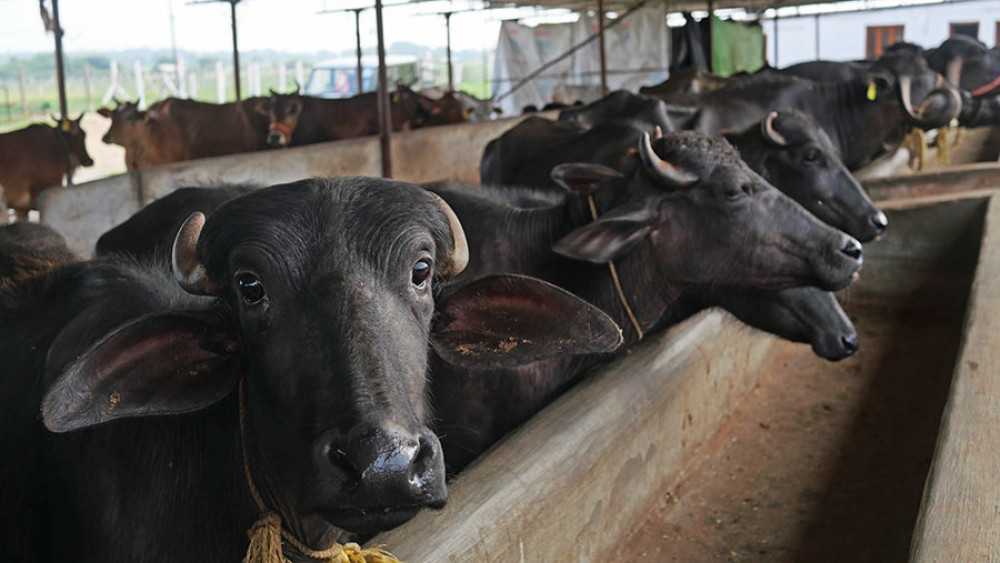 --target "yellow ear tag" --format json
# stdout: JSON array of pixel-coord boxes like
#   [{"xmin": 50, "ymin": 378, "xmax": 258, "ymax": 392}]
[
  {"xmin": 61, "ymin": 120, "xmax": 72, "ymax": 132},
  {"xmin": 866, "ymin": 81, "xmax": 878, "ymax": 101}
]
